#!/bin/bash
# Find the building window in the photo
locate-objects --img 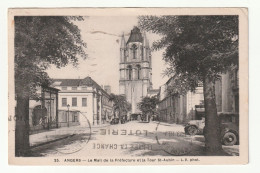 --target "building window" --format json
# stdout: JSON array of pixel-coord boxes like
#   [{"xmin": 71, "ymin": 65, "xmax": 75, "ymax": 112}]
[
  {"xmin": 136, "ymin": 65, "xmax": 141, "ymax": 79},
  {"xmin": 72, "ymin": 86, "xmax": 77, "ymax": 90},
  {"xmin": 127, "ymin": 65, "xmax": 132, "ymax": 80},
  {"xmin": 124, "ymin": 49, "xmax": 127, "ymax": 62},
  {"xmin": 131, "ymin": 44, "xmax": 137, "ymax": 59},
  {"xmin": 72, "ymin": 113, "xmax": 78, "ymax": 122},
  {"xmin": 62, "ymin": 98, "xmax": 67, "ymax": 107},
  {"xmin": 72, "ymin": 97, "xmax": 77, "ymax": 107},
  {"xmin": 61, "ymin": 86, "xmax": 67, "ymax": 90},
  {"xmin": 82, "ymin": 98, "xmax": 87, "ymax": 107},
  {"xmin": 141, "ymin": 46, "xmax": 144, "ymax": 60}
]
